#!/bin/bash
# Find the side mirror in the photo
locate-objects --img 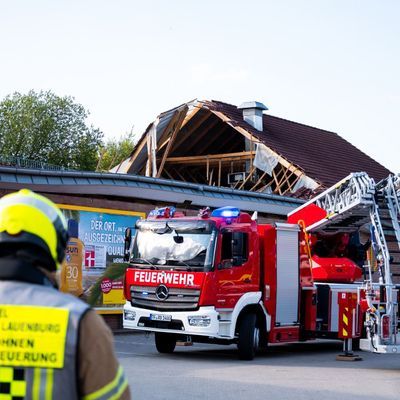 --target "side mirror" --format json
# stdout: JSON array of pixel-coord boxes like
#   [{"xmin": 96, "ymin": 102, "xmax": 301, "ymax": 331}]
[
  {"xmin": 173, "ymin": 235, "xmax": 184, "ymax": 244},
  {"xmin": 124, "ymin": 228, "xmax": 132, "ymax": 262}
]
